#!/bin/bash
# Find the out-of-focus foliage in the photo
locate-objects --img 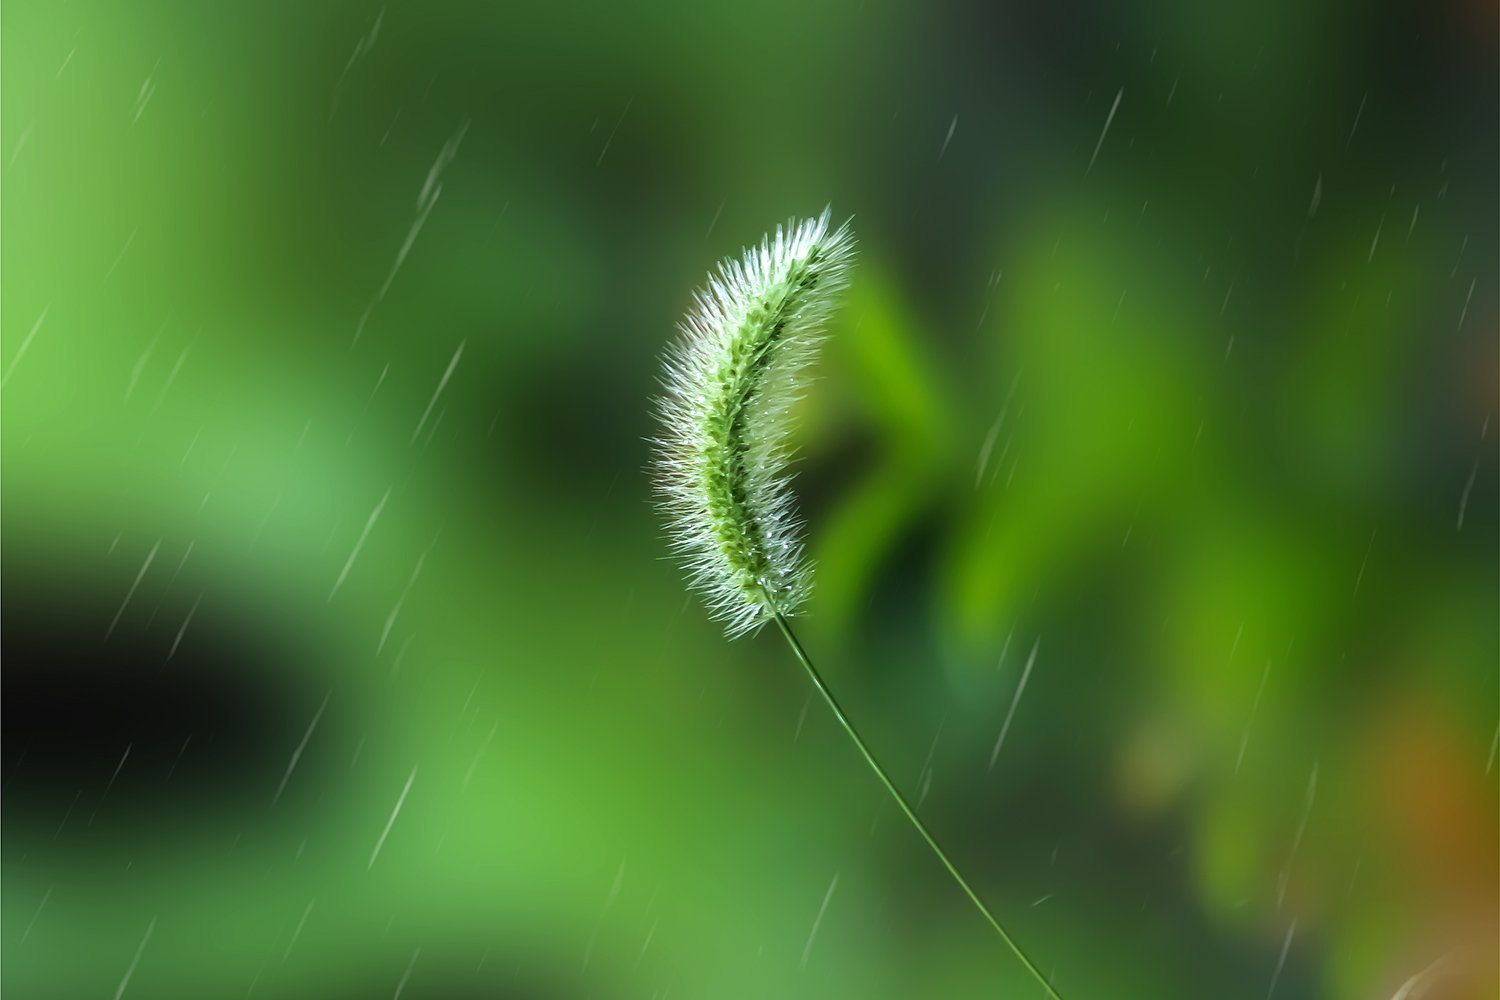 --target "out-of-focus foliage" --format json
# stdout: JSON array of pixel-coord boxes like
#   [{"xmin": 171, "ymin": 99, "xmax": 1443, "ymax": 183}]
[{"xmin": 2, "ymin": 0, "xmax": 1494, "ymax": 998}]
